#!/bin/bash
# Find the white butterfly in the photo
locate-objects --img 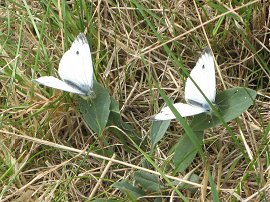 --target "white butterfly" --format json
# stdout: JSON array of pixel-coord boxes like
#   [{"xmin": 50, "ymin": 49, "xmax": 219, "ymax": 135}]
[
  {"xmin": 154, "ymin": 48, "xmax": 216, "ymax": 120},
  {"xmin": 34, "ymin": 33, "xmax": 94, "ymax": 96}
]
